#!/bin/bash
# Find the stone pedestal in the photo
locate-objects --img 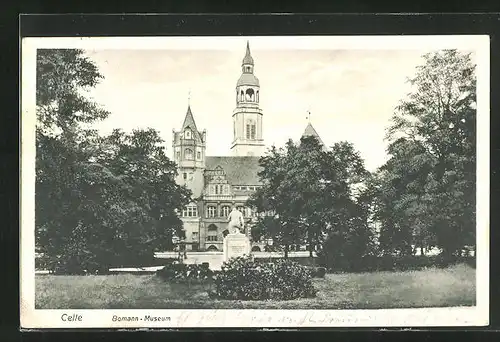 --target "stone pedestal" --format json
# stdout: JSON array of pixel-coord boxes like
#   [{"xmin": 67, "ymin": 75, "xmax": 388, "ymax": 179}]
[{"xmin": 223, "ymin": 231, "xmax": 251, "ymax": 263}]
